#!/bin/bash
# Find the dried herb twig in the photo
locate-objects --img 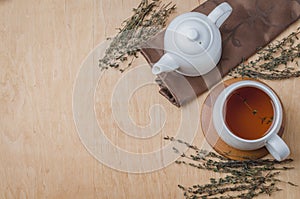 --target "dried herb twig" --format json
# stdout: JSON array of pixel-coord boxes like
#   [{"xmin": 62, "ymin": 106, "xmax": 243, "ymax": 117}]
[
  {"xmin": 233, "ymin": 92, "xmax": 273, "ymax": 125},
  {"xmin": 230, "ymin": 27, "xmax": 300, "ymax": 80},
  {"xmin": 164, "ymin": 136, "xmax": 297, "ymax": 199},
  {"xmin": 99, "ymin": 0, "xmax": 176, "ymax": 72}
]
